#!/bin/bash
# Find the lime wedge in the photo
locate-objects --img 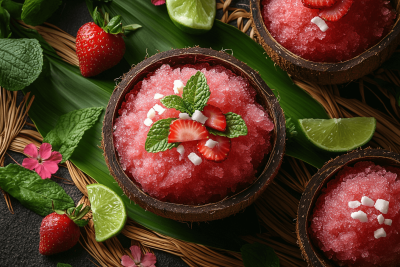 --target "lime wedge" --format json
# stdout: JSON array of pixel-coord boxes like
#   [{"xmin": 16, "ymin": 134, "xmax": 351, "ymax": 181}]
[
  {"xmin": 166, "ymin": 0, "xmax": 216, "ymax": 35},
  {"xmin": 86, "ymin": 184, "xmax": 127, "ymax": 242},
  {"xmin": 298, "ymin": 117, "xmax": 376, "ymax": 152}
]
